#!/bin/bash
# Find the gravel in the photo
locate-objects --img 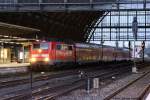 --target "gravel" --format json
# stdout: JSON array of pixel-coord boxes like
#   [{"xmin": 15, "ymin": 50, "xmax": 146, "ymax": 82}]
[{"xmin": 56, "ymin": 67, "xmax": 150, "ymax": 100}]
